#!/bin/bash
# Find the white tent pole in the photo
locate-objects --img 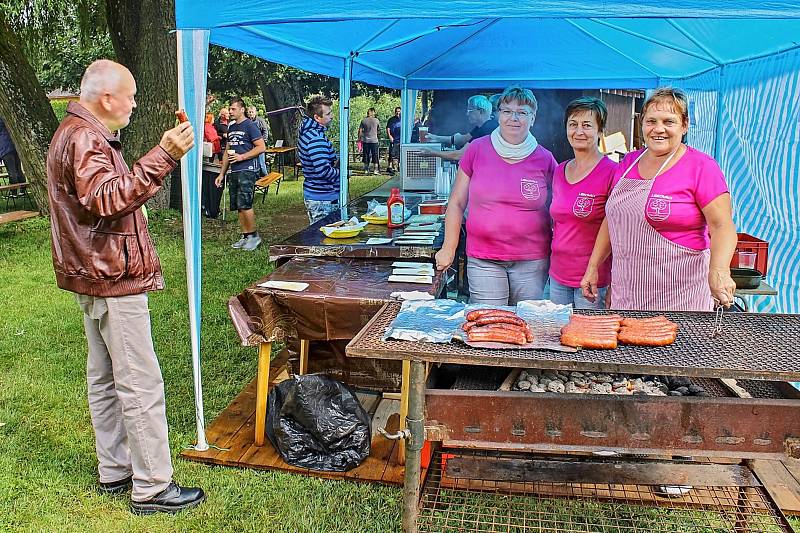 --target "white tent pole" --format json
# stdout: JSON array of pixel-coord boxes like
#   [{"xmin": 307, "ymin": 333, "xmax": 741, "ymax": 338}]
[
  {"xmin": 338, "ymin": 55, "xmax": 352, "ymax": 215},
  {"xmin": 176, "ymin": 28, "xmax": 210, "ymax": 452},
  {"xmin": 400, "ymin": 81, "xmax": 416, "ymax": 144}
]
